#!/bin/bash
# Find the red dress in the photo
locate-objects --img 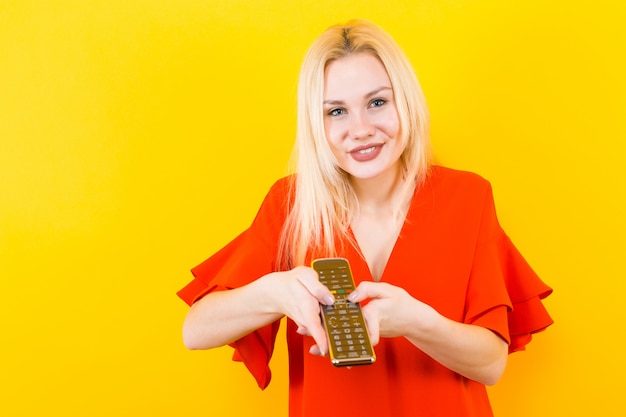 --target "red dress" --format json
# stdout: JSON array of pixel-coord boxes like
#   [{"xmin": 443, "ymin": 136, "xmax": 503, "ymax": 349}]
[{"xmin": 177, "ymin": 166, "xmax": 553, "ymax": 417}]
